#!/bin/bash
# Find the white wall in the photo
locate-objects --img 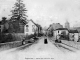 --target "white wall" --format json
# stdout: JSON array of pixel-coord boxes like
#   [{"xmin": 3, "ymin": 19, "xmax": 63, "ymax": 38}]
[
  {"xmin": 74, "ymin": 33, "xmax": 79, "ymax": 42},
  {"xmin": 24, "ymin": 21, "xmax": 37, "ymax": 35},
  {"xmin": 53, "ymin": 30, "xmax": 68, "ymax": 39},
  {"xmin": 69, "ymin": 33, "xmax": 79, "ymax": 42}
]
